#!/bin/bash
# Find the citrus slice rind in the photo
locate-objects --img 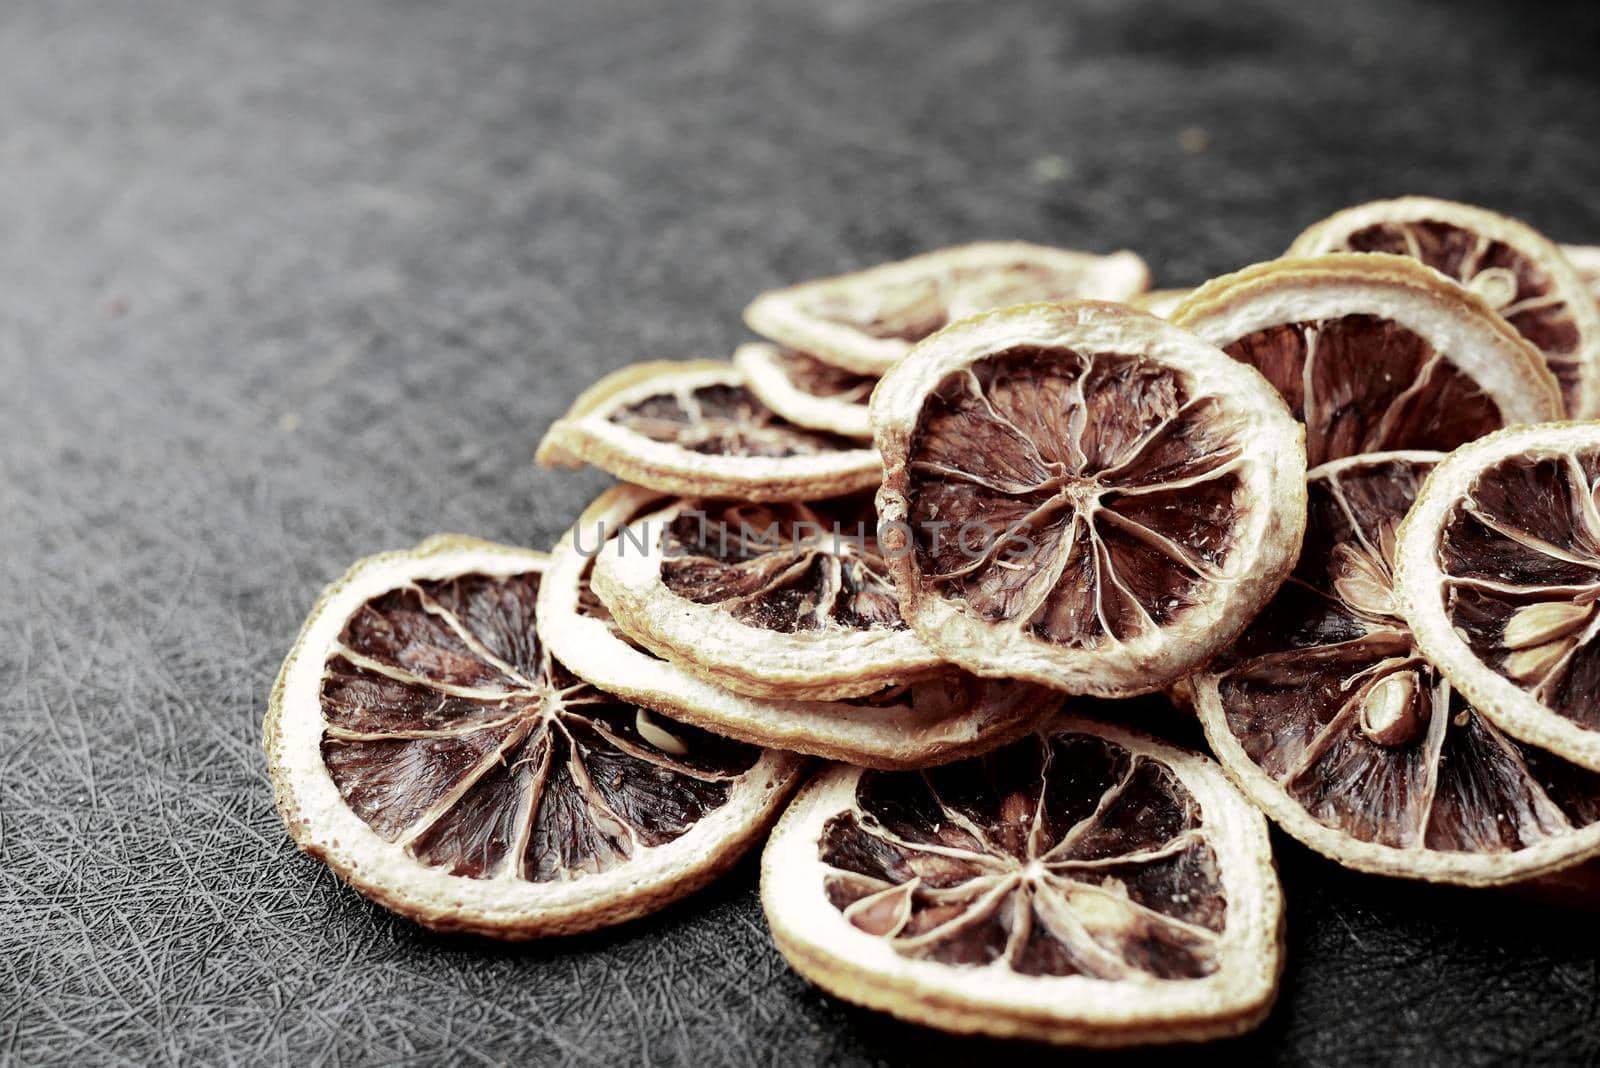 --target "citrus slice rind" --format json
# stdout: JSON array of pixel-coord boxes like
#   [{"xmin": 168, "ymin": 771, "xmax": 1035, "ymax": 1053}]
[
  {"xmin": 1171, "ymin": 254, "xmax": 1564, "ymax": 467},
  {"xmin": 589, "ymin": 495, "xmax": 948, "ymax": 701},
  {"xmin": 1193, "ymin": 452, "xmax": 1600, "ymax": 884},
  {"xmin": 541, "ymin": 487, "xmax": 1049, "ymax": 768},
  {"xmin": 536, "ymin": 360, "xmax": 880, "ymax": 501},
  {"xmin": 1396, "ymin": 422, "xmax": 1600, "ymax": 774},
  {"xmin": 264, "ymin": 535, "xmax": 805, "ymax": 938},
  {"xmin": 1562, "ymin": 244, "xmax": 1600, "ymax": 303},
  {"xmin": 733, "ymin": 342, "xmax": 875, "ymax": 440},
  {"xmin": 1289, "ymin": 198, "xmax": 1600, "ymax": 419},
  {"xmin": 871, "ymin": 300, "xmax": 1308, "ymax": 696},
  {"xmin": 745, "ymin": 242, "xmax": 1150, "ymax": 376},
  {"xmin": 760, "ymin": 714, "xmax": 1284, "ymax": 1047},
  {"xmin": 1127, "ymin": 288, "xmax": 1194, "ymax": 319}
]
